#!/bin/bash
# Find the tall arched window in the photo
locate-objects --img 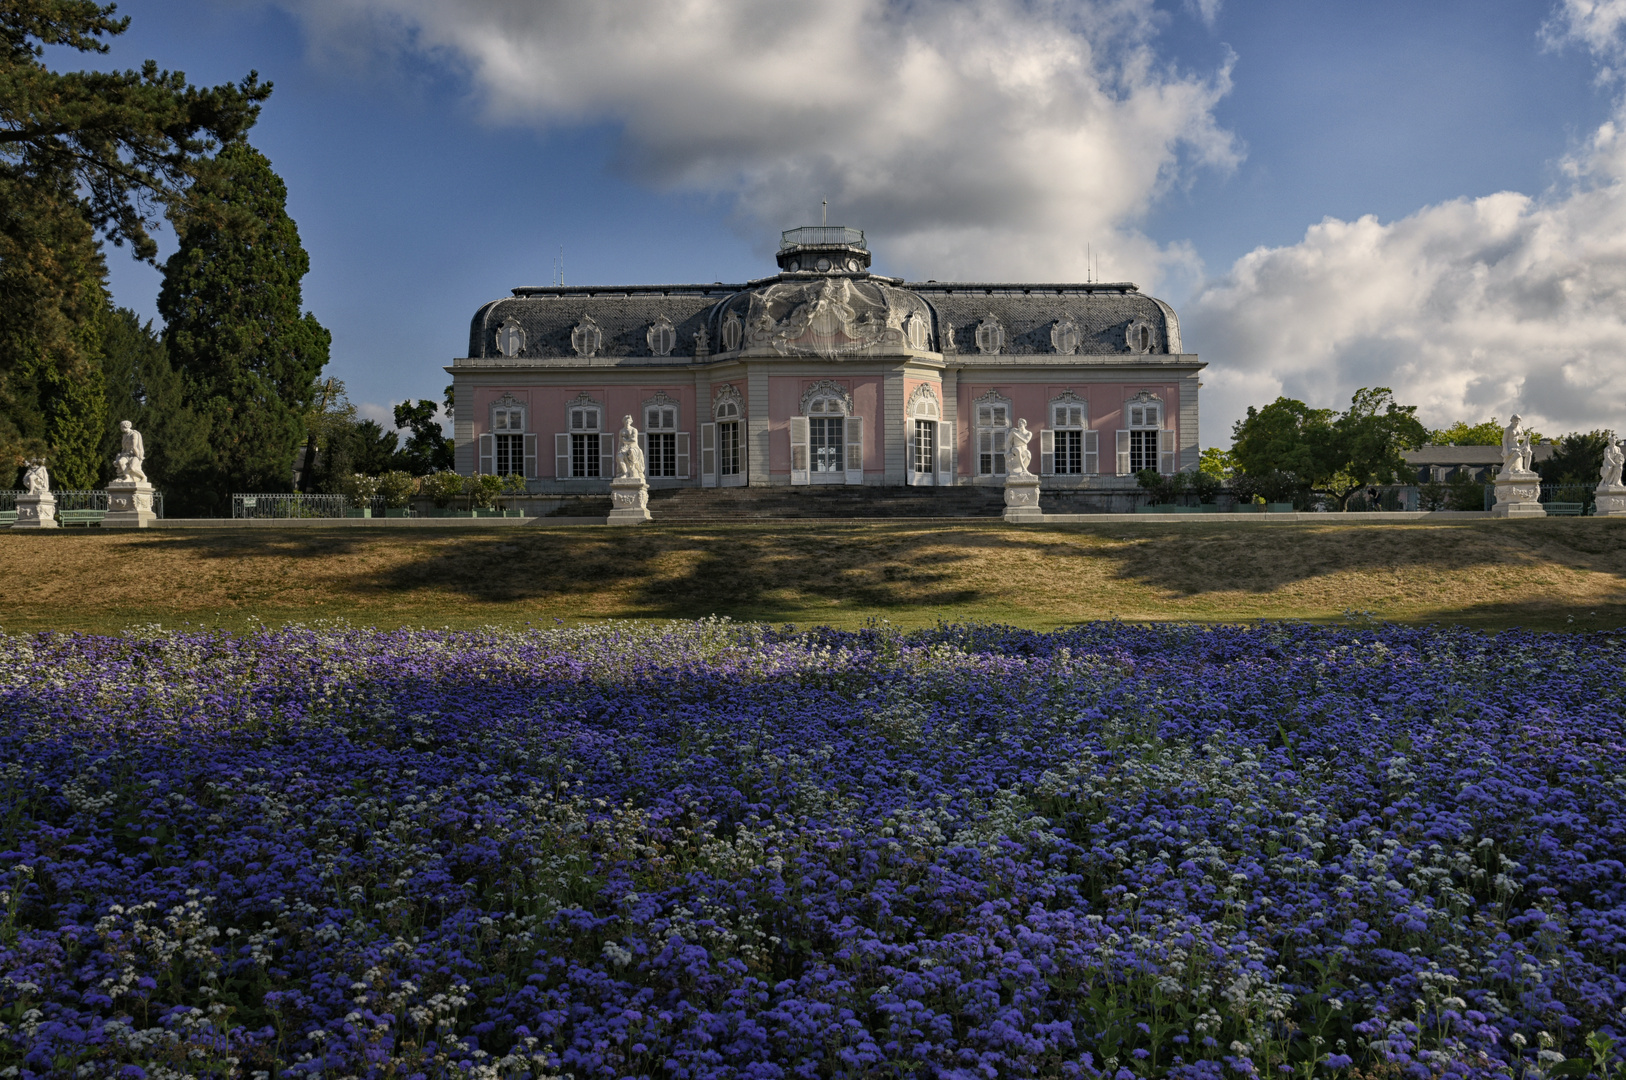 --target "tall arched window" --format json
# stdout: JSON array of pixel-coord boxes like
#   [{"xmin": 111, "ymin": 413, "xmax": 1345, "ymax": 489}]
[
  {"xmin": 790, "ymin": 380, "xmax": 861, "ymax": 485},
  {"xmin": 906, "ymin": 384, "xmax": 953, "ymax": 486},
  {"xmin": 973, "ymin": 392, "xmax": 1011, "ymax": 477},
  {"xmin": 1041, "ymin": 391, "xmax": 1096, "ymax": 477},
  {"xmin": 1115, "ymin": 392, "xmax": 1174, "ymax": 476},
  {"xmin": 479, "ymin": 393, "xmax": 536, "ymax": 478},
  {"xmin": 701, "ymin": 385, "xmax": 746, "ymax": 488}
]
